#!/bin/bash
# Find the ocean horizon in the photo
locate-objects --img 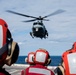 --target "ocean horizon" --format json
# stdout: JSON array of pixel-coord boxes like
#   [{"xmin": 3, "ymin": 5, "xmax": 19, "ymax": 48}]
[{"xmin": 16, "ymin": 56, "xmax": 61, "ymax": 66}]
